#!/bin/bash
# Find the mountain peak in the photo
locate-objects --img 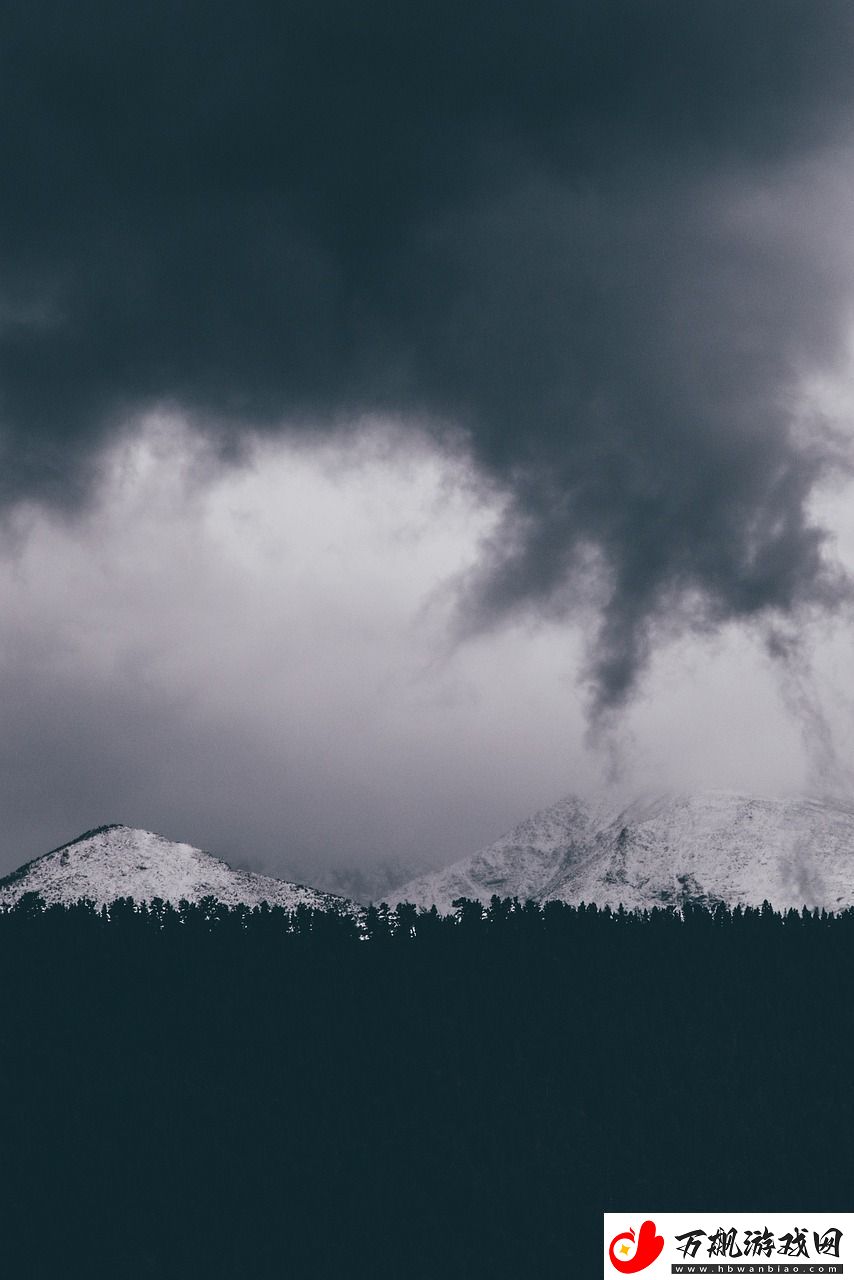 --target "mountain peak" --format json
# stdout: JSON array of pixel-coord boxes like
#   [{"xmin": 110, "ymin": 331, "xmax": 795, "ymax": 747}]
[
  {"xmin": 47, "ymin": 823, "xmax": 134, "ymax": 851},
  {"xmin": 0, "ymin": 824, "xmax": 359, "ymax": 915}
]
